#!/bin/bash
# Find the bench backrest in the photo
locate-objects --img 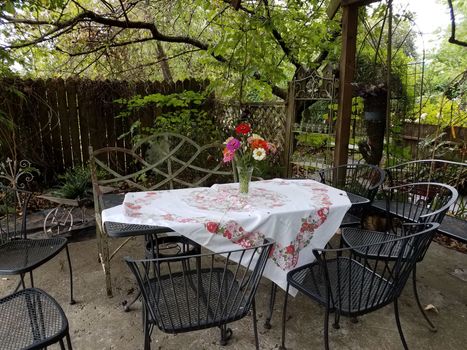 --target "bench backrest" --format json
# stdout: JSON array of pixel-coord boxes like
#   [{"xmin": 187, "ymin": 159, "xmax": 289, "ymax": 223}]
[
  {"xmin": 385, "ymin": 160, "xmax": 466, "ymax": 220},
  {"xmin": 89, "ymin": 132, "xmax": 235, "ymax": 228}
]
